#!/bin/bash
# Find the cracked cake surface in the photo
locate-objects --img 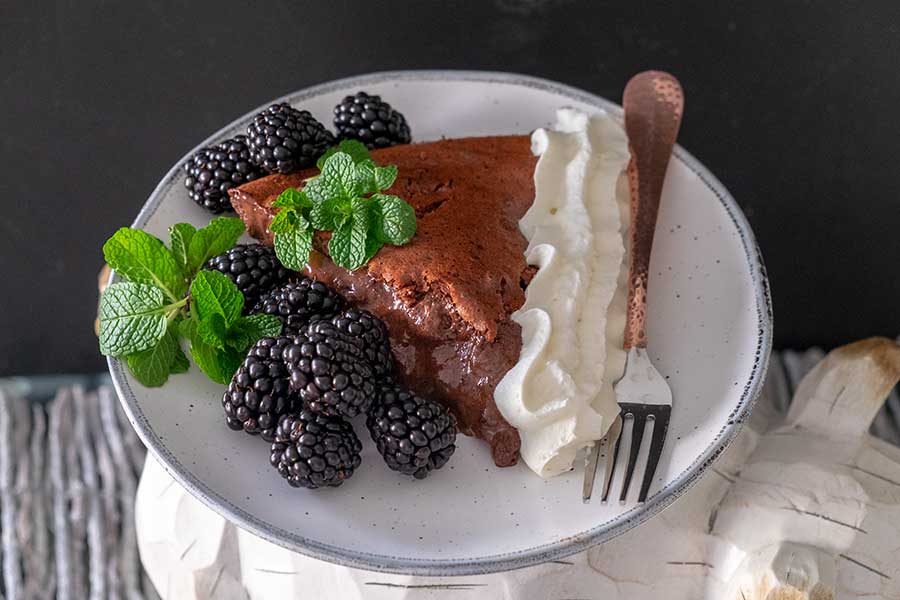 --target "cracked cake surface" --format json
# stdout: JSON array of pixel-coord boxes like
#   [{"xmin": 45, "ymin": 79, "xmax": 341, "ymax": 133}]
[{"xmin": 230, "ymin": 135, "xmax": 537, "ymax": 466}]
